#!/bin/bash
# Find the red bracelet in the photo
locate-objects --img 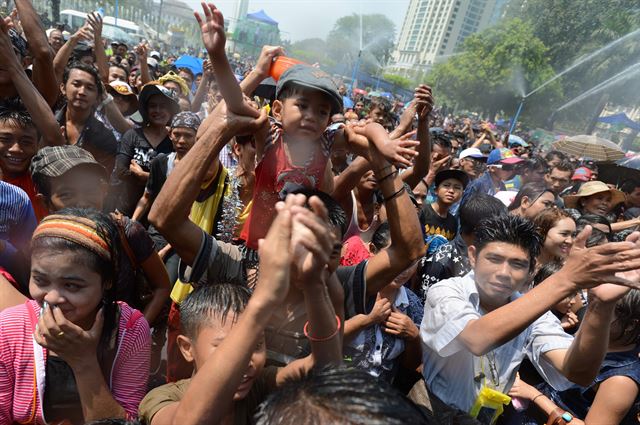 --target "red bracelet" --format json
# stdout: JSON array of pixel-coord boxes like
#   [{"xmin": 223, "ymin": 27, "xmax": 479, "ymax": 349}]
[{"xmin": 304, "ymin": 315, "xmax": 341, "ymax": 342}]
